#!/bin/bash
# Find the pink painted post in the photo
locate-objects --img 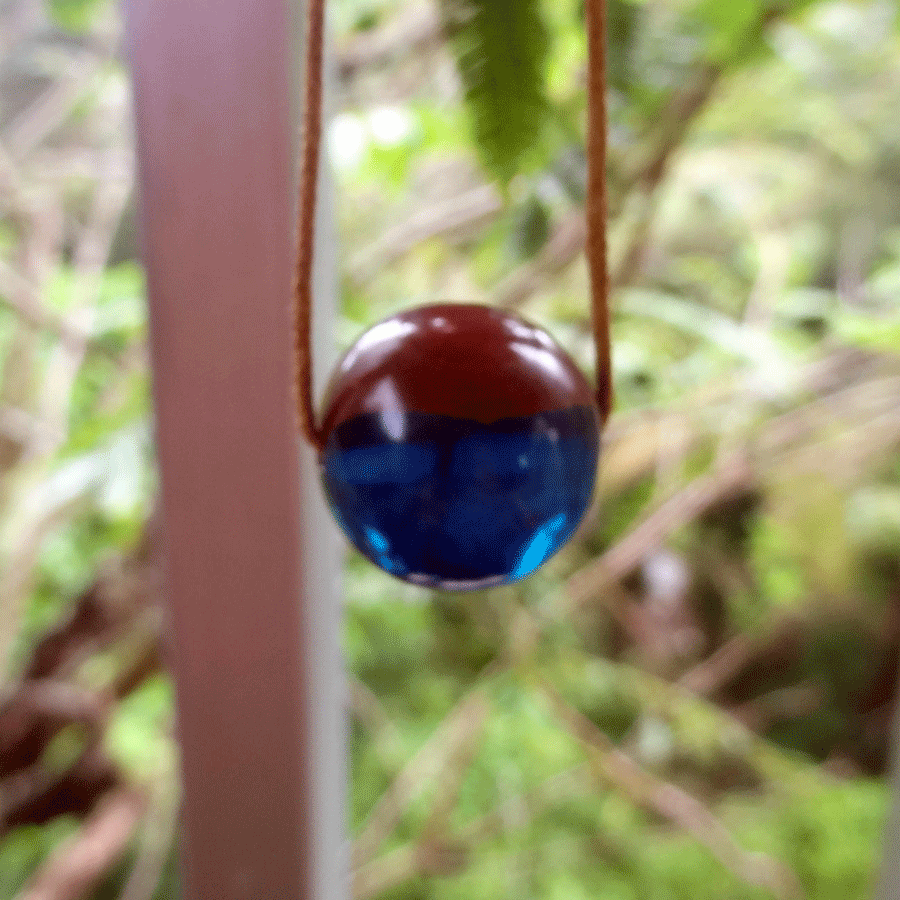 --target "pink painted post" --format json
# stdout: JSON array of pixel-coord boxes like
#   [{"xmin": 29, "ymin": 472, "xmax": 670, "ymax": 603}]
[{"xmin": 125, "ymin": 0, "xmax": 344, "ymax": 896}]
